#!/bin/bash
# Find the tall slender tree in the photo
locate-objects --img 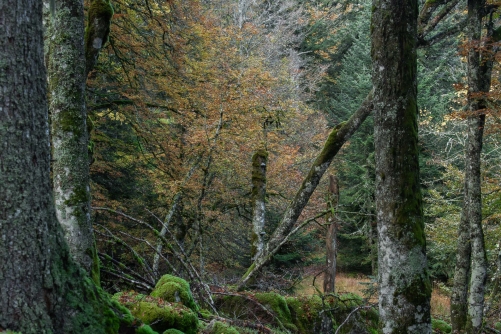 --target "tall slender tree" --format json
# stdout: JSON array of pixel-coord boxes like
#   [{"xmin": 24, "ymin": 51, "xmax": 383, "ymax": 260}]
[
  {"xmin": 0, "ymin": 0, "xmax": 121, "ymax": 331},
  {"xmin": 371, "ymin": 0, "xmax": 431, "ymax": 332},
  {"xmin": 45, "ymin": 0, "xmax": 99, "ymax": 280},
  {"xmin": 451, "ymin": 1, "xmax": 495, "ymax": 331}
]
